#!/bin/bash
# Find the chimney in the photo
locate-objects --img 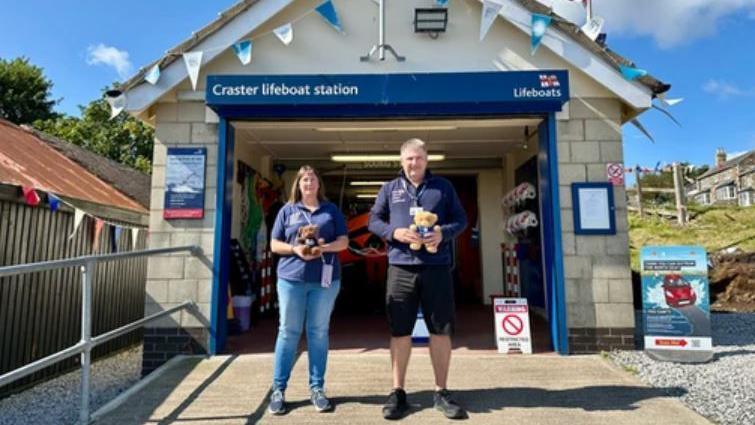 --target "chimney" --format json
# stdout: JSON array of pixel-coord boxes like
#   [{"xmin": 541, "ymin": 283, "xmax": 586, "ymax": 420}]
[{"xmin": 716, "ymin": 148, "xmax": 726, "ymax": 168}]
